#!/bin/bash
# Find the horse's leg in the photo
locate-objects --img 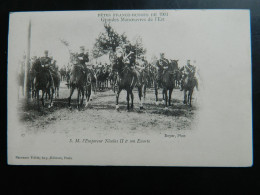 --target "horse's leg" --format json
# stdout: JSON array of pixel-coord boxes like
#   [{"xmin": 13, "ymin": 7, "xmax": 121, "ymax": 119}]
[
  {"xmin": 57, "ymin": 87, "xmax": 59, "ymax": 98},
  {"xmin": 126, "ymin": 89, "xmax": 130, "ymax": 111},
  {"xmin": 37, "ymin": 90, "xmax": 40, "ymax": 110},
  {"xmin": 183, "ymin": 89, "xmax": 187, "ymax": 104},
  {"xmin": 85, "ymin": 85, "xmax": 91, "ymax": 108},
  {"xmin": 162, "ymin": 89, "xmax": 165, "ymax": 103},
  {"xmin": 68, "ymin": 85, "xmax": 75, "ymax": 108},
  {"xmin": 42, "ymin": 90, "xmax": 45, "ymax": 106},
  {"xmin": 164, "ymin": 89, "xmax": 168, "ymax": 109},
  {"xmin": 77, "ymin": 87, "xmax": 80, "ymax": 110},
  {"xmin": 130, "ymin": 90, "xmax": 134, "ymax": 109},
  {"xmin": 51, "ymin": 88, "xmax": 54, "ymax": 106},
  {"xmin": 143, "ymin": 84, "xmax": 146, "ymax": 100},
  {"xmin": 95, "ymin": 79, "xmax": 98, "ymax": 94},
  {"xmin": 154, "ymin": 82, "xmax": 159, "ymax": 105},
  {"xmin": 169, "ymin": 88, "xmax": 173, "ymax": 106},
  {"xmin": 81, "ymin": 87, "xmax": 84, "ymax": 107},
  {"xmin": 53, "ymin": 87, "xmax": 55, "ymax": 99},
  {"xmin": 113, "ymin": 80, "xmax": 116, "ymax": 93},
  {"xmin": 115, "ymin": 87, "xmax": 122, "ymax": 111},
  {"xmin": 48, "ymin": 88, "xmax": 54, "ymax": 108},
  {"xmin": 189, "ymin": 89, "xmax": 193, "ymax": 107},
  {"xmin": 138, "ymin": 86, "xmax": 144, "ymax": 110}
]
